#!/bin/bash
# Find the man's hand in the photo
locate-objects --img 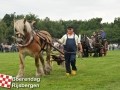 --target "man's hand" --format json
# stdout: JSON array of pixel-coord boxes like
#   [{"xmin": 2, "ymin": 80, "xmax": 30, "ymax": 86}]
[{"xmin": 79, "ymin": 50, "xmax": 83, "ymax": 53}]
